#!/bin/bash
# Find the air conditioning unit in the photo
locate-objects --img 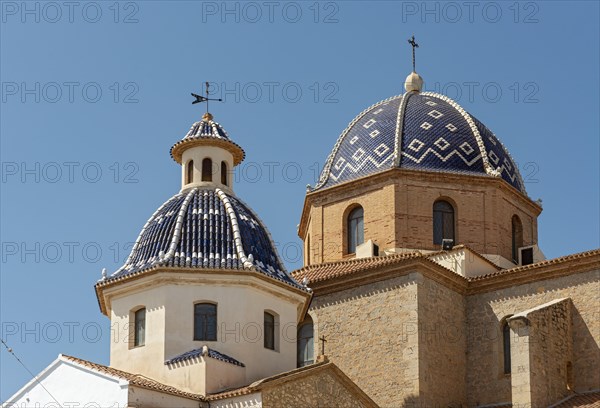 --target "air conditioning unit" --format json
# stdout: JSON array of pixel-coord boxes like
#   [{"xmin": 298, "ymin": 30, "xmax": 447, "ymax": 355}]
[
  {"xmin": 356, "ymin": 240, "xmax": 379, "ymax": 259},
  {"xmin": 518, "ymin": 244, "xmax": 545, "ymax": 266}
]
